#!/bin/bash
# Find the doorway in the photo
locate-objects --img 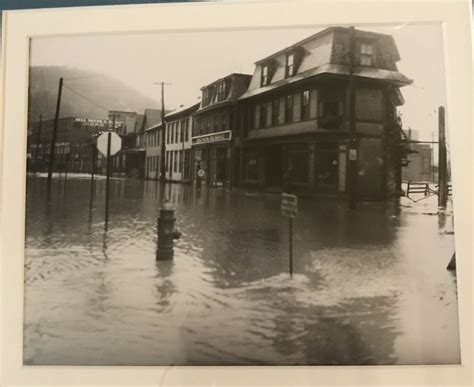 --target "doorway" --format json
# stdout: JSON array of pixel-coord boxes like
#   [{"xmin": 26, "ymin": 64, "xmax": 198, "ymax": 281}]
[{"xmin": 265, "ymin": 145, "xmax": 283, "ymax": 187}]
